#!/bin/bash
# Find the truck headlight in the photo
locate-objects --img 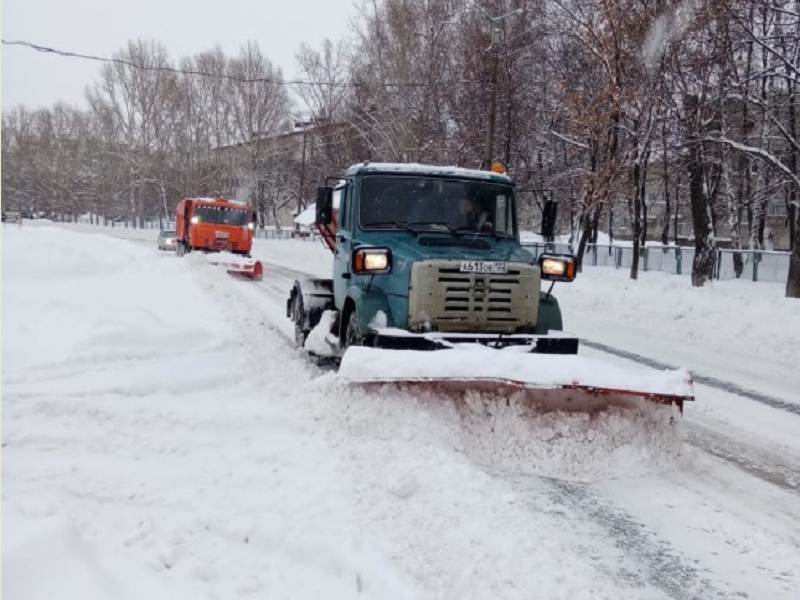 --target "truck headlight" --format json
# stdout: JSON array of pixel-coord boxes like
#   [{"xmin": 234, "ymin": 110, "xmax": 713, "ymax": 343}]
[
  {"xmin": 190, "ymin": 216, "xmax": 200, "ymax": 224},
  {"xmin": 352, "ymin": 247, "xmax": 392, "ymax": 274},
  {"xmin": 539, "ymin": 253, "xmax": 577, "ymax": 282}
]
